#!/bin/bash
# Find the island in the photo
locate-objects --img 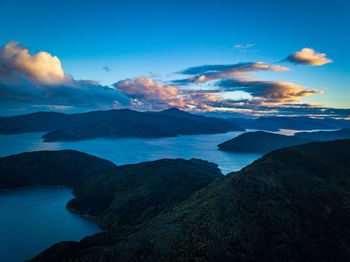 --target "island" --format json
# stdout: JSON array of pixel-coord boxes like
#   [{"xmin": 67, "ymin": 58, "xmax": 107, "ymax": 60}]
[
  {"xmin": 0, "ymin": 108, "xmax": 244, "ymax": 142},
  {"xmin": 218, "ymin": 131, "xmax": 312, "ymax": 153},
  {"xmin": 218, "ymin": 128, "xmax": 350, "ymax": 154}
]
